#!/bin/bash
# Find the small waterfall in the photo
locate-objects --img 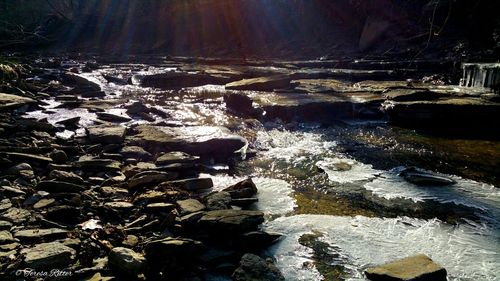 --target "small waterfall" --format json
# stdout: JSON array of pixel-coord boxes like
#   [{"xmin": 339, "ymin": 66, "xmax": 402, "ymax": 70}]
[{"xmin": 461, "ymin": 63, "xmax": 500, "ymax": 91}]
